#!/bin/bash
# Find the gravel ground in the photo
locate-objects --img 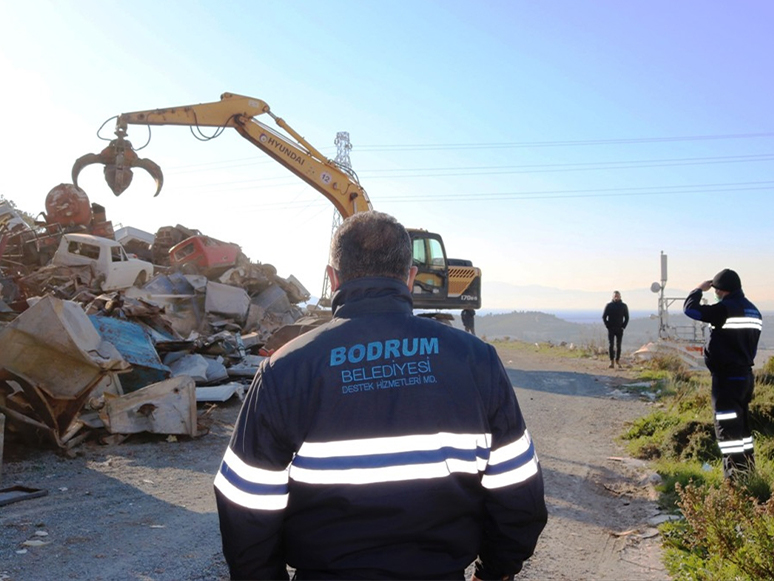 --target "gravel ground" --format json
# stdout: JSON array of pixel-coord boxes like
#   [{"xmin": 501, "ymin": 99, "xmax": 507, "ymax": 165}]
[{"xmin": 0, "ymin": 345, "xmax": 668, "ymax": 580}]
